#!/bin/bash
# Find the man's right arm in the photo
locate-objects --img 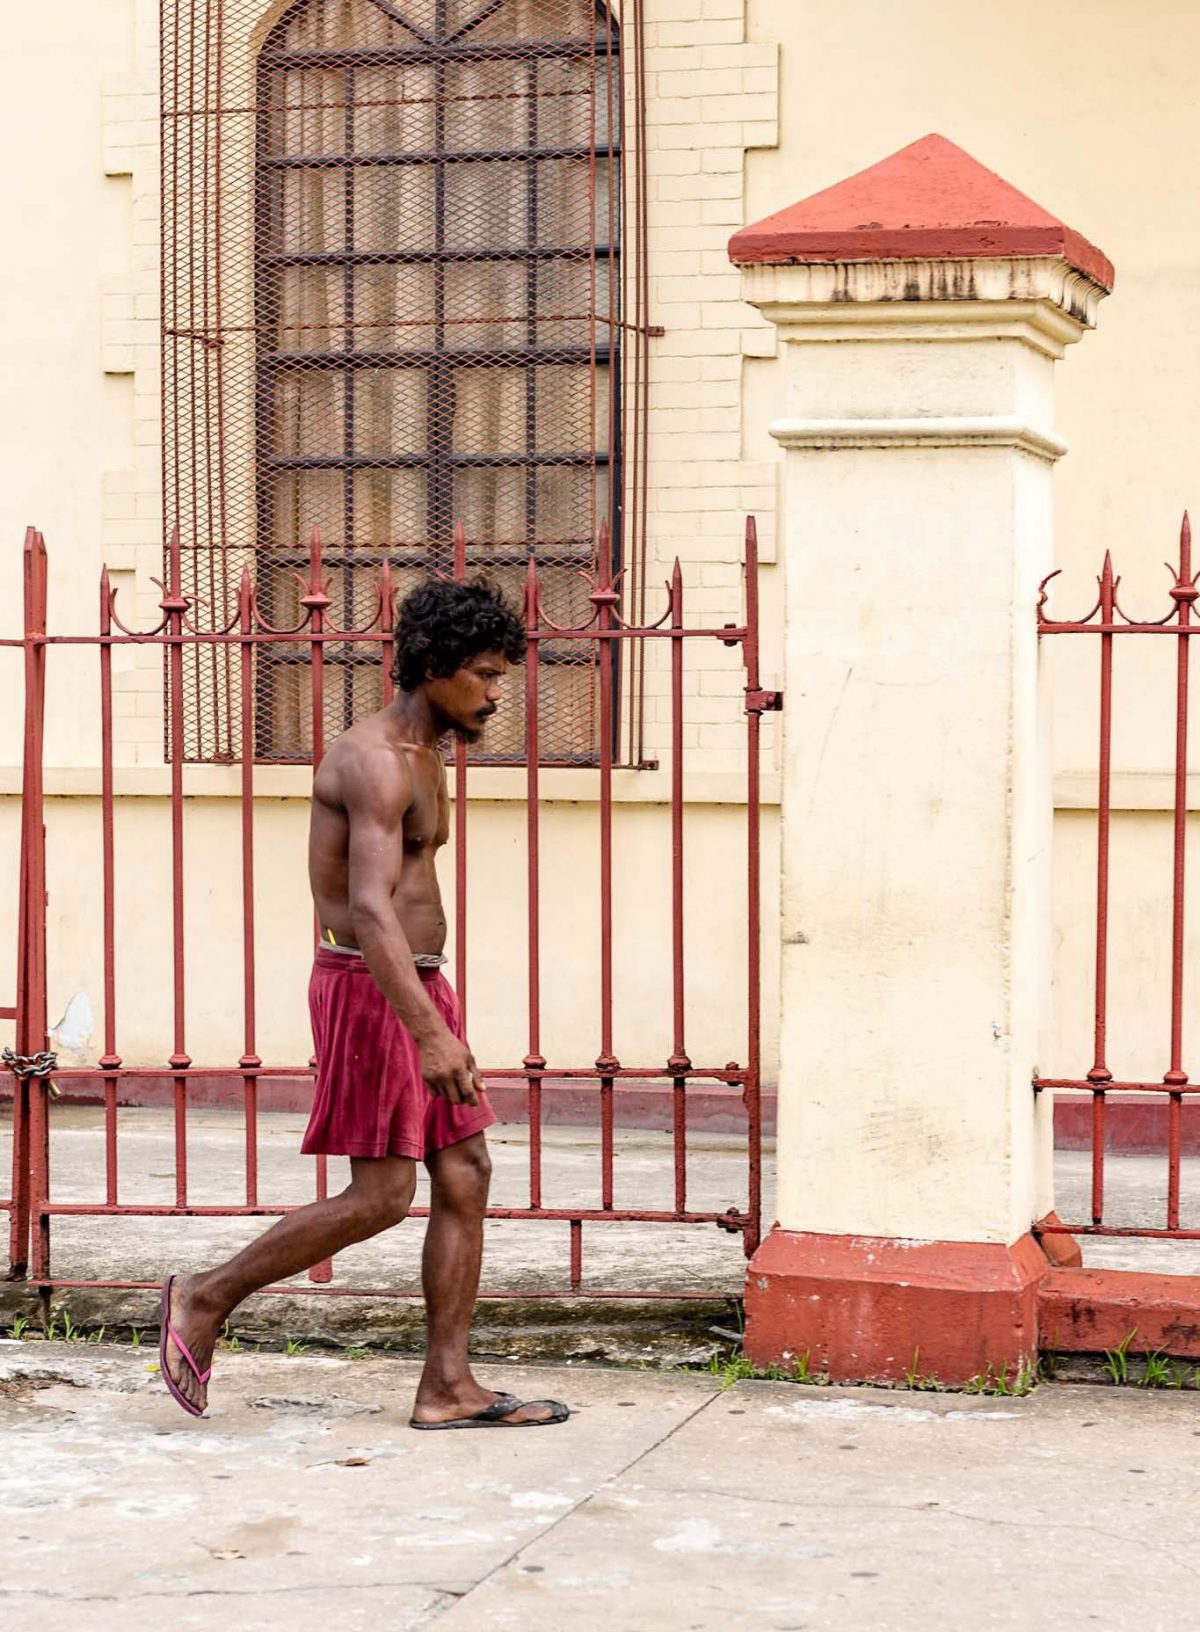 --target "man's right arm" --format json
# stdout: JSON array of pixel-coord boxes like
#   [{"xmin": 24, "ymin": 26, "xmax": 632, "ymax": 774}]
[{"xmin": 342, "ymin": 749, "xmax": 479, "ymax": 1106}]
